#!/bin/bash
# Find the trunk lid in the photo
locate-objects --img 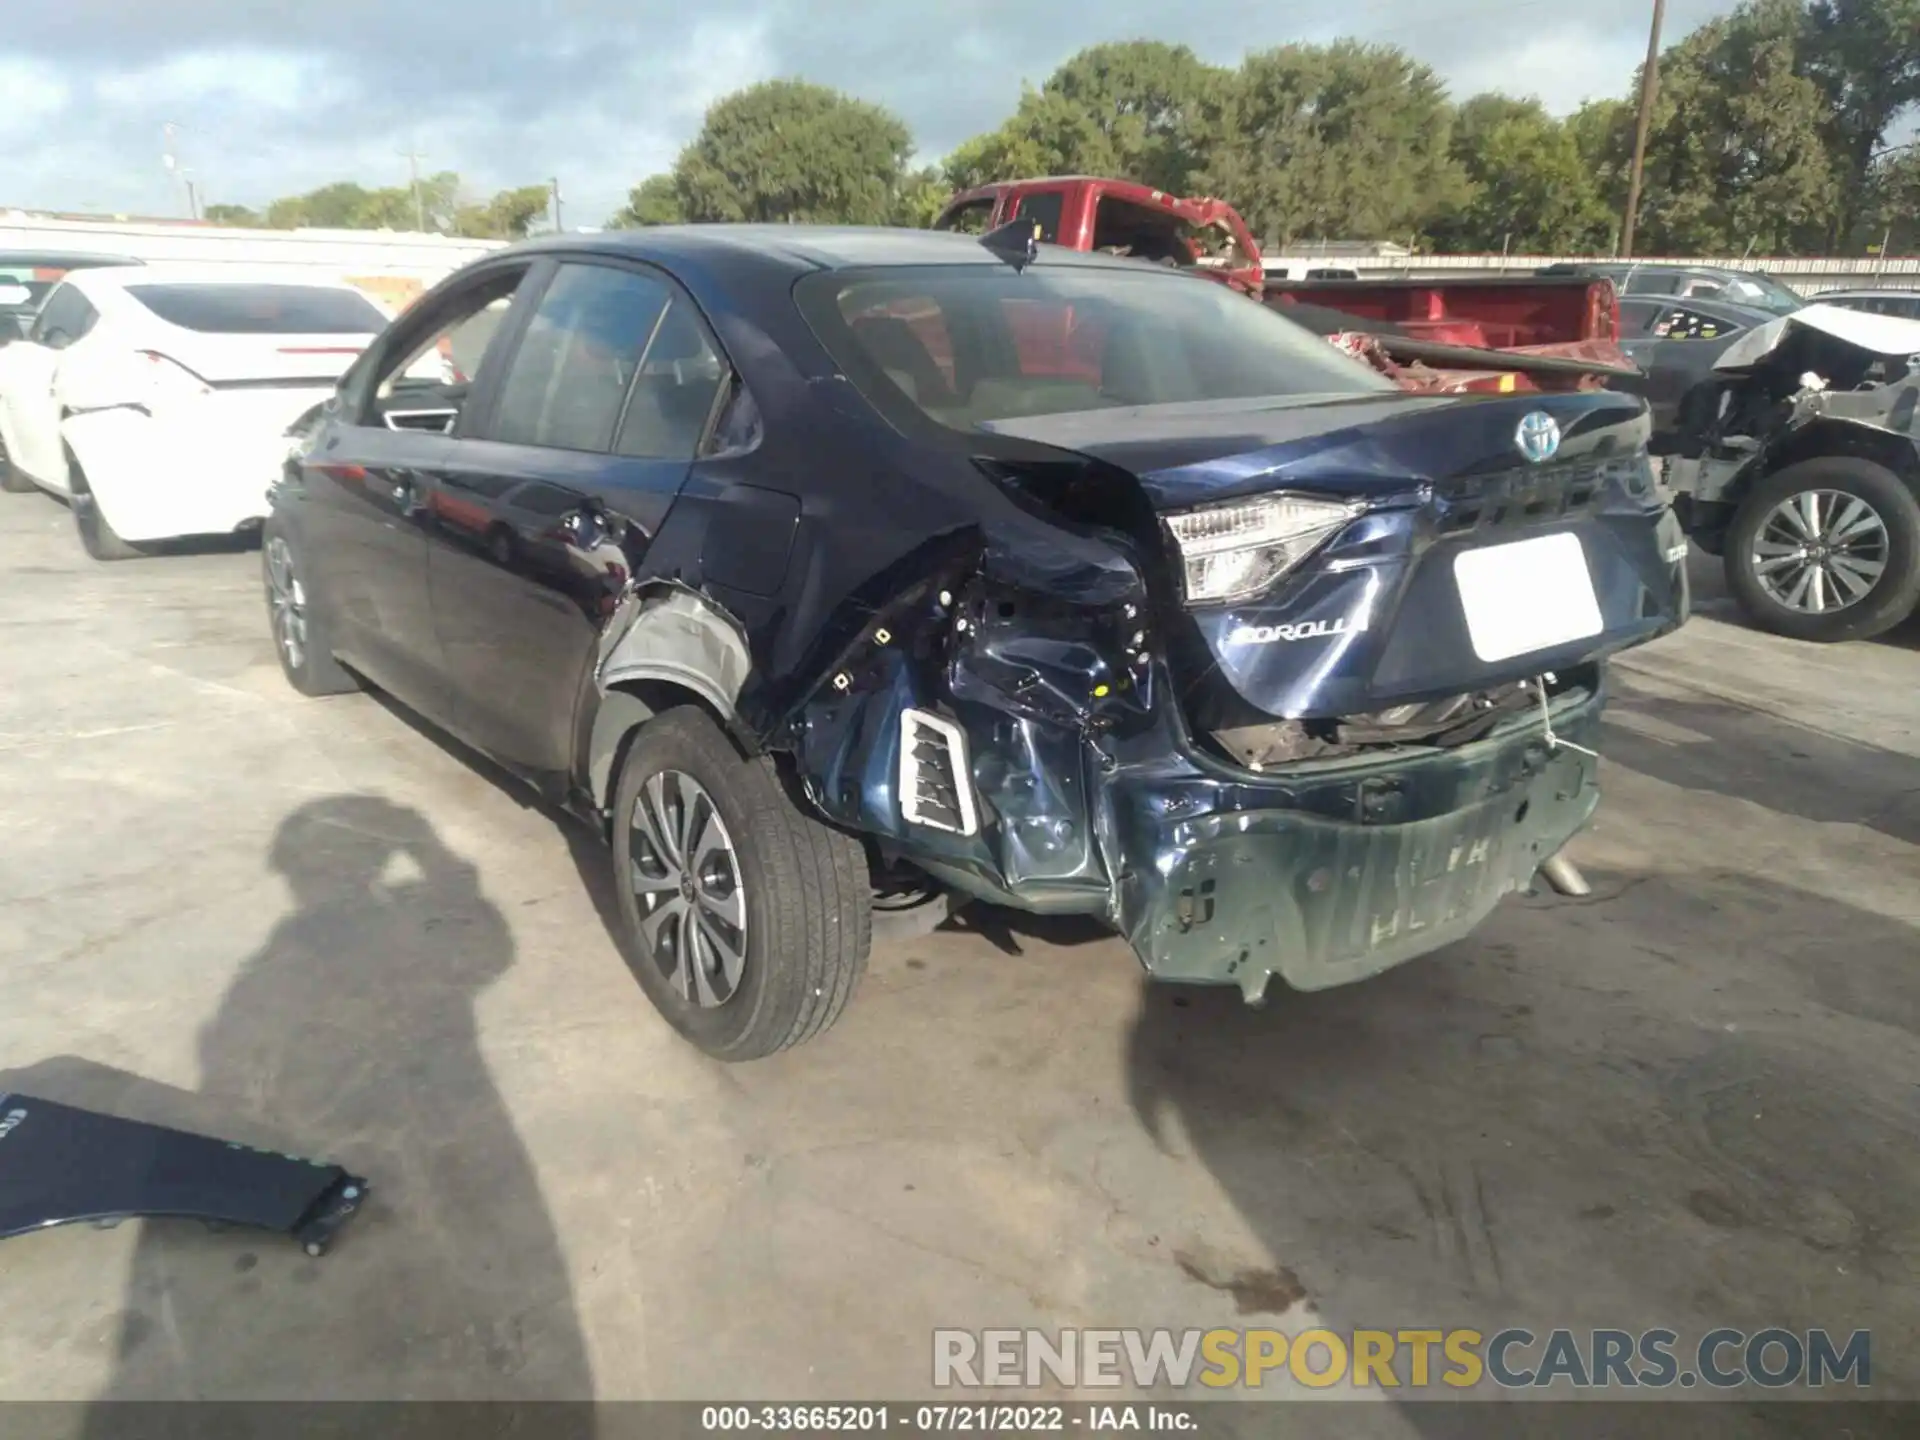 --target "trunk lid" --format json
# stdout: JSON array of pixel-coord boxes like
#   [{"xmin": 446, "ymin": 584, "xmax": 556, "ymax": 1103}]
[
  {"xmin": 146, "ymin": 332, "xmax": 375, "ymax": 387},
  {"xmin": 984, "ymin": 390, "xmax": 1686, "ymax": 727}
]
